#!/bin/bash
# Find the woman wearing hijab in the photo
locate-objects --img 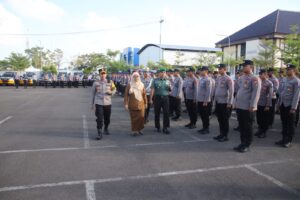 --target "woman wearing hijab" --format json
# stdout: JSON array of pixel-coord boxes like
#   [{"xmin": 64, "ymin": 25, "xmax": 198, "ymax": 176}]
[{"xmin": 124, "ymin": 72, "xmax": 148, "ymax": 136}]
